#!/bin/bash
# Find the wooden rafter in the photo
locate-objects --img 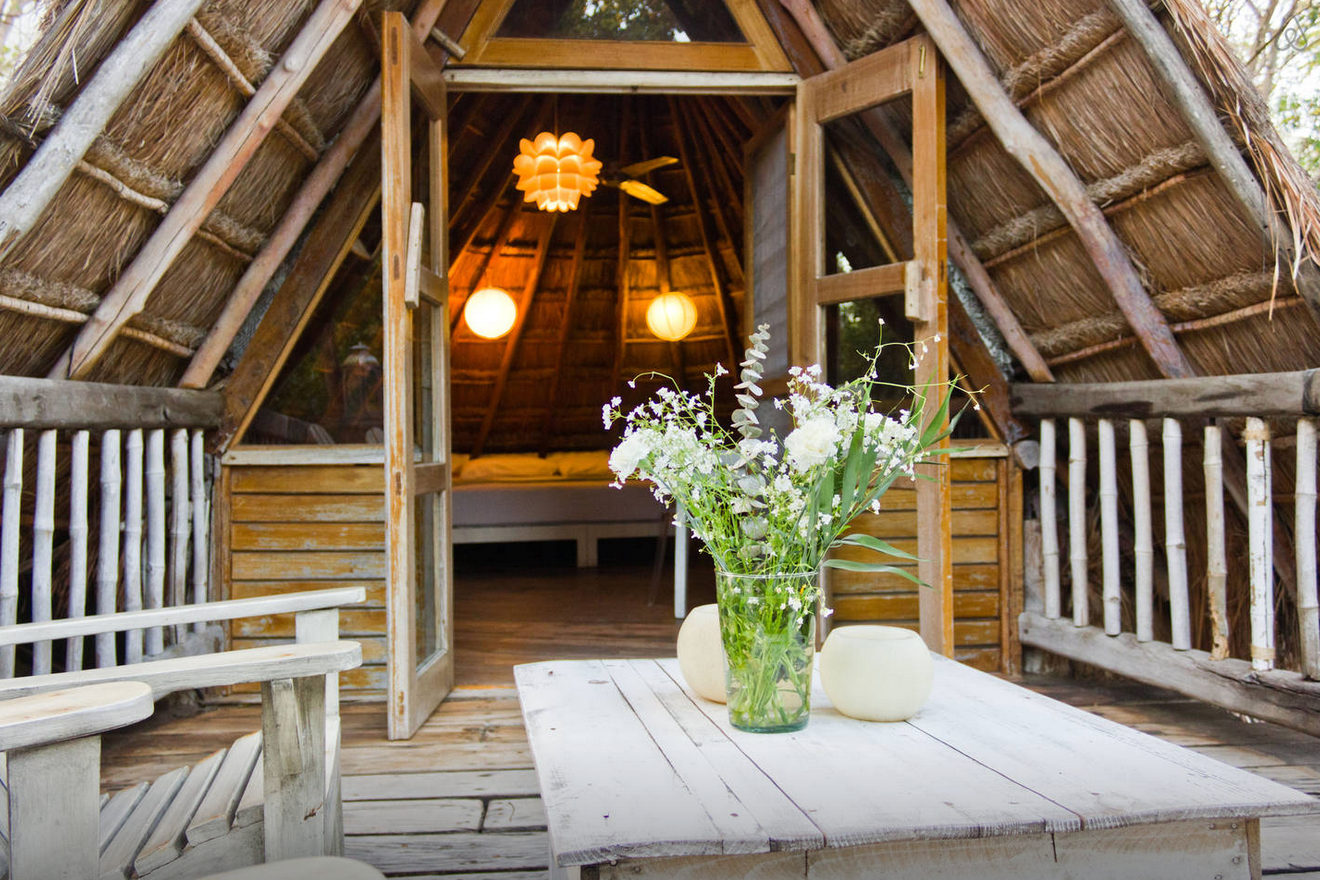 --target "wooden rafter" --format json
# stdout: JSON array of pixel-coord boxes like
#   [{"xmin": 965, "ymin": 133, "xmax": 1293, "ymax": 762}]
[
  {"xmin": 448, "ymin": 183, "xmax": 520, "ymax": 335},
  {"xmin": 181, "ymin": 0, "xmax": 461, "ymax": 389},
  {"xmin": 447, "ymin": 94, "xmax": 533, "ymax": 235},
  {"xmin": 48, "ymin": 0, "xmax": 364, "ymax": 382},
  {"xmin": 669, "ymin": 97, "xmax": 740, "ymax": 366},
  {"xmin": 684, "ymin": 101, "xmax": 746, "ymax": 282},
  {"xmin": 906, "ymin": 0, "xmax": 1193, "ymax": 379},
  {"xmin": 540, "ymin": 209, "xmax": 591, "ymax": 451},
  {"xmin": 774, "ymin": 0, "xmax": 1054, "ymax": 385},
  {"xmin": 612, "ymin": 98, "xmax": 634, "ymax": 398},
  {"xmin": 639, "ymin": 106, "xmax": 687, "ymax": 389},
  {"xmin": 0, "ymin": 0, "xmax": 209, "ymax": 261},
  {"xmin": 470, "ymin": 214, "xmax": 557, "ymax": 458}
]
